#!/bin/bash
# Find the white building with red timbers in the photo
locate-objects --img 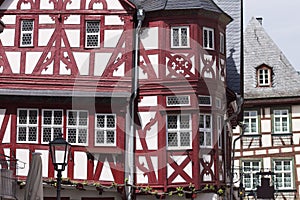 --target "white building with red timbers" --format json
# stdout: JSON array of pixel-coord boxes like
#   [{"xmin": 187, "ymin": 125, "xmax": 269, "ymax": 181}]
[{"xmin": 0, "ymin": 0, "xmax": 241, "ymax": 199}]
